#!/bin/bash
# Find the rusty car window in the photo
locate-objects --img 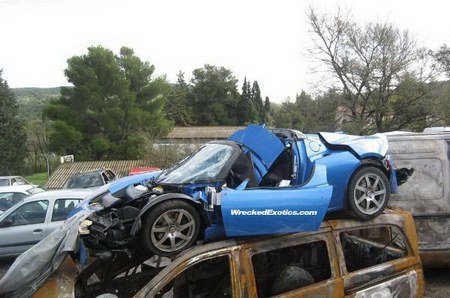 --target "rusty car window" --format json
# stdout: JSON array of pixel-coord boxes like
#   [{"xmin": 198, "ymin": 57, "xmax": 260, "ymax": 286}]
[
  {"xmin": 251, "ymin": 241, "xmax": 331, "ymax": 297},
  {"xmin": 156, "ymin": 255, "xmax": 232, "ymax": 298},
  {"xmin": 340, "ymin": 226, "xmax": 408, "ymax": 273}
]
